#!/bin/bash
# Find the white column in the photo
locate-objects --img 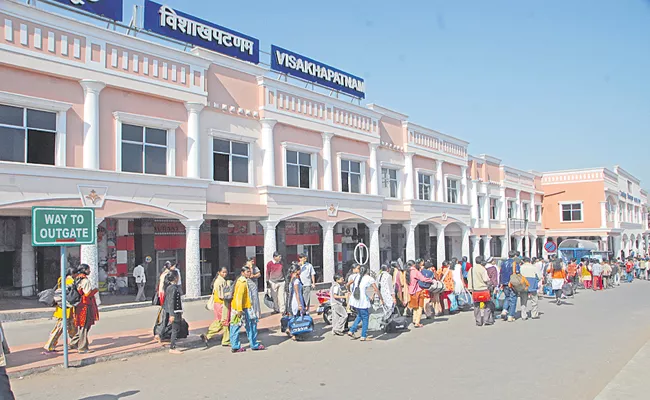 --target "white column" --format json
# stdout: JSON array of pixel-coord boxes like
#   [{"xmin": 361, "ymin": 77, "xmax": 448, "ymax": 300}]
[
  {"xmin": 182, "ymin": 219, "xmax": 203, "ymax": 299},
  {"xmin": 482, "ymin": 184, "xmax": 490, "ymax": 228},
  {"xmin": 461, "ymin": 226, "xmax": 470, "ymax": 258},
  {"xmin": 500, "ymin": 236, "xmax": 508, "ymax": 258},
  {"xmin": 80, "ymin": 217, "xmax": 104, "ymax": 304},
  {"xmin": 515, "ymin": 235, "xmax": 523, "ymax": 255},
  {"xmin": 322, "ymin": 132, "xmax": 334, "ymax": 191},
  {"xmin": 600, "ymin": 236, "xmax": 609, "ymax": 252},
  {"xmin": 369, "ymin": 223, "xmax": 381, "ymax": 273},
  {"xmin": 435, "ymin": 160, "xmax": 444, "ymax": 202},
  {"xmin": 470, "ymin": 235, "xmax": 480, "ymax": 264},
  {"xmin": 80, "ymin": 80, "xmax": 105, "ymax": 170},
  {"xmin": 499, "ymin": 186, "xmax": 507, "ymax": 224},
  {"xmin": 530, "ymin": 195, "xmax": 537, "ymax": 222},
  {"xmin": 599, "ymin": 201, "xmax": 608, "ymax": 229},
  {"xmin": 185, "ymin": 102, "xmax": 204, "ymax": 179},
  {"xmin": 531, "ymin": 235, "xmax": 538, "ymax": 258},
  {"xmin": 320, "ymin": 221, "xmax": 336, "ymax": 282},
  {"xmin": 260, "ymin": 119, "xmax": 277, "ymax": 186},
  {"xmin": 483, "ymin": 236, "xmax": 492, "ymax": 259},
  {"xmin": 515, "ymin": 189, "xmax": 522, "ymax": 219},
  {"xmin": 613, "ymin": 236, "xmax": 622, "ymax": 259},
  {"xmin": 368, "ymin": 143, "xmax": 379, "ymax": 196},
  {"xmin": 470, "ymin": 181, "xmax": 479, "ymax": 227},
  {"xmin": 645, "ymin": 236, "xmax": 649, "ymax": 257},
  {"xmin": 262, "ymin": 220, "xmax": 278, "ymax": 286},
  {"xmin": 436, "ymin": 225, "xmax": 446, "ymax": 267},
  {"xmin": 404, "ymin": 152, "xmax": 415, "ymax": 200},
  {"xmin": 20, "ymin": 219, "xmax": 36, "ymax": 297},
  {"xmin": 461, "ymin": 166, "xmax": 469, "ymax": 205},
  {"xmin": 404, "ymin": 222, "xmax": 417, "ymax": 260}
]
